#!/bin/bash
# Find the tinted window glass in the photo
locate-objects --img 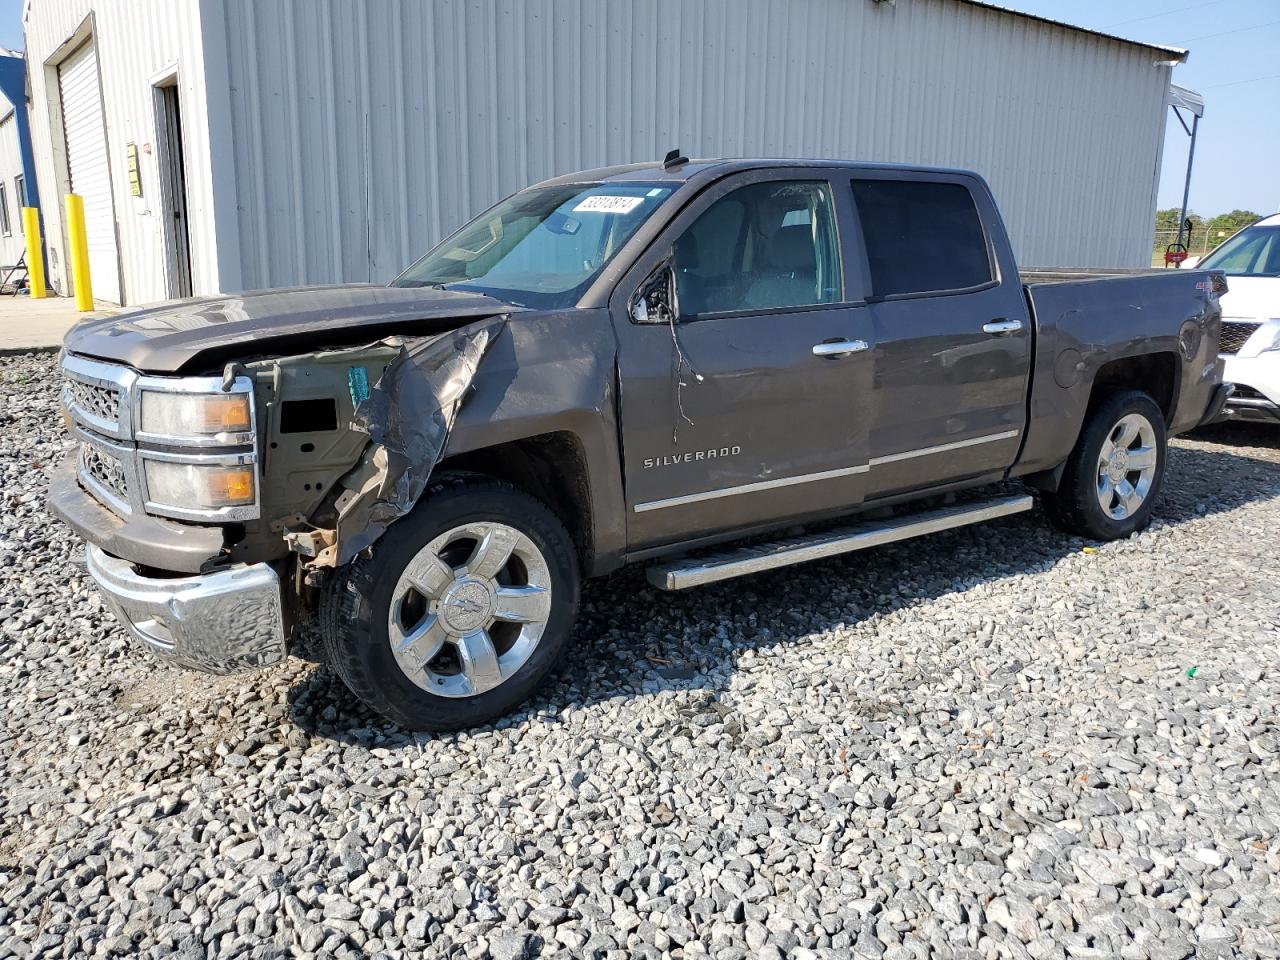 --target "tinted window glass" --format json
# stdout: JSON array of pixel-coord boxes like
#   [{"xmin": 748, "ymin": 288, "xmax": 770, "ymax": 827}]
[
  {"xmin": 851, "ymin": 180, "xmax": 992, "ymax": 297},
  {"xmin": 1197, "ymin": 225, "xmax": 1280, "ymax": 276},
  {"xmin": 673, "ymin": 181, "xmax": 841, "ymax": 316}
]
